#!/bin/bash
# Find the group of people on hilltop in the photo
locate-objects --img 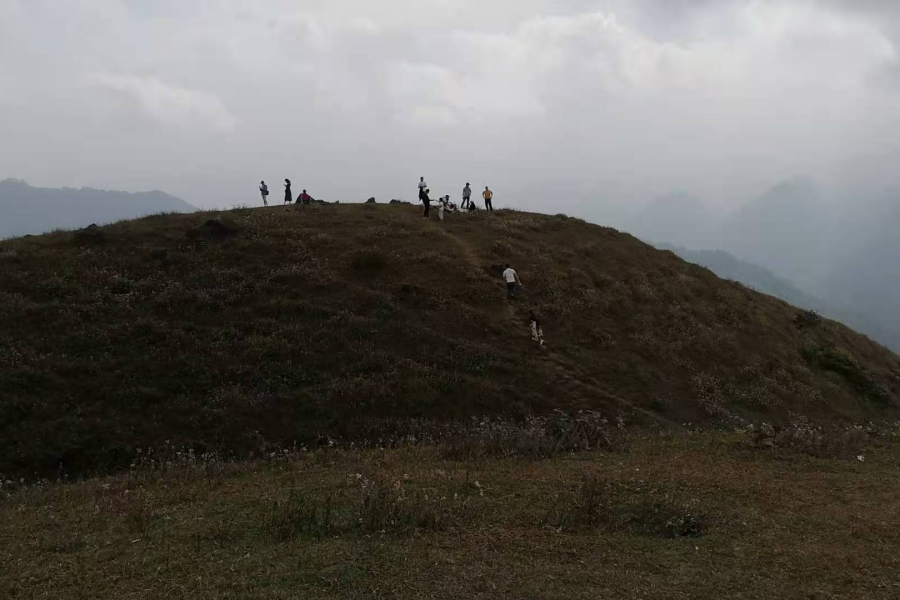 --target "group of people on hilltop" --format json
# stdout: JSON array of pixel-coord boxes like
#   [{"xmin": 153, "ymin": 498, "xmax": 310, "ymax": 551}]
[
  {"xmin": 417, "ymin": 177, "xmax": 494, "ymax": 220},
  {"xmin": 254, "ymin": 176, "xmax": 543, "ymax": 347},
  {"xmin": 258, "ymin": 180, "xmax": 310, "ymax": 207}
]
